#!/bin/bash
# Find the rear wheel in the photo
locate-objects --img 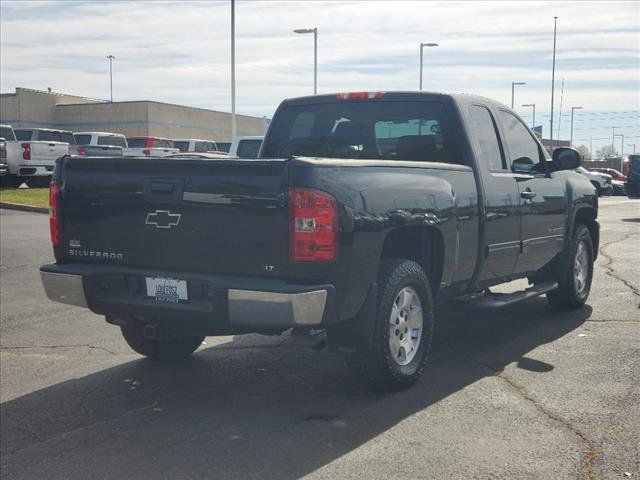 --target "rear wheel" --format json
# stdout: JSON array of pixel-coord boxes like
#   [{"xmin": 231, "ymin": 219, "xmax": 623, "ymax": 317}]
[
  {"xmin": 547, "ymin": 223, "xmax": 594, "ymax": 310},
  {"xmin": 346, "ymin": 258, "xmax": 434, "ymax": 391},
  {"xmin": 121, "ymin": 321, "xmax": 204, "ymax": 360}
]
